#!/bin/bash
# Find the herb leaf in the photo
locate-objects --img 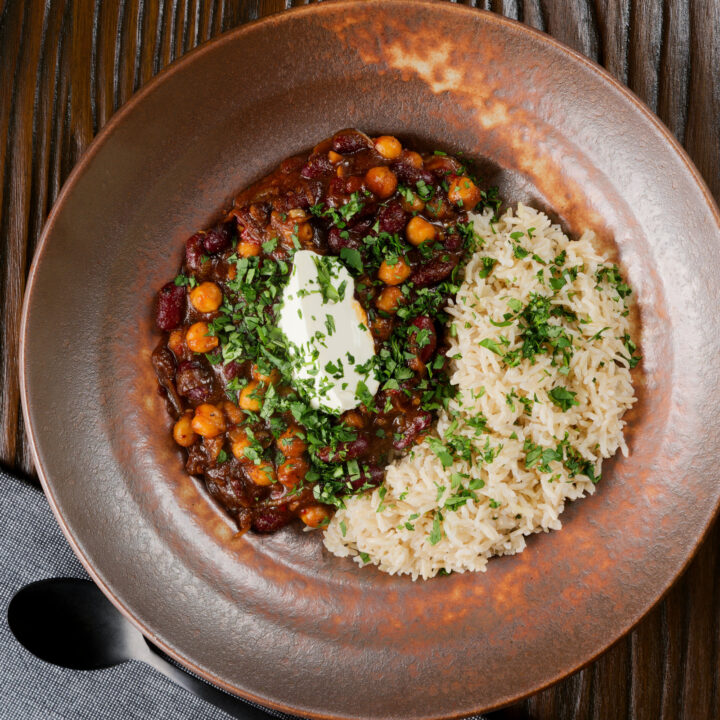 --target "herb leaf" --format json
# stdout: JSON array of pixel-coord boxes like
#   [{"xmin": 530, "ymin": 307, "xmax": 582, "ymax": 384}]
[{"xmin": 548, "ymin": 386, "xmax": 579, "ymax": 411}]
